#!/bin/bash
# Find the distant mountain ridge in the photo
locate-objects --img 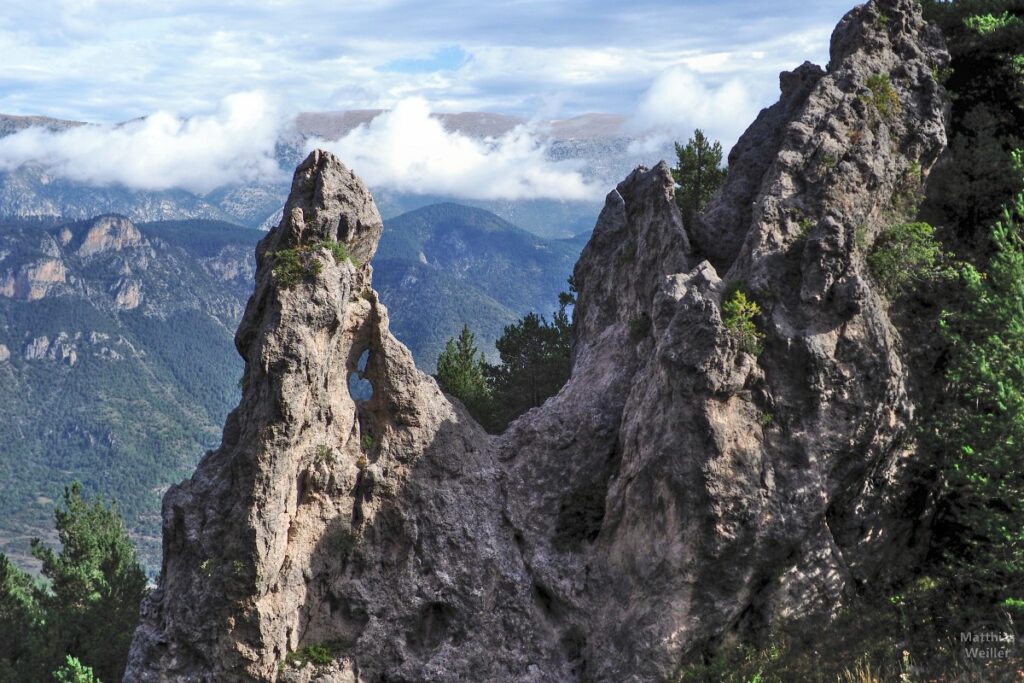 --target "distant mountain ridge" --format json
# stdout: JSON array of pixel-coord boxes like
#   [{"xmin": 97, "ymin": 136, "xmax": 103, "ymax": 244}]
[
  {"xmin": 294, "ymin": 110, "xmax": 630, "ymax": 141},
  {"xmin": 376, "ymin": 203, "xmax": 583, "ymax": 369}
]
